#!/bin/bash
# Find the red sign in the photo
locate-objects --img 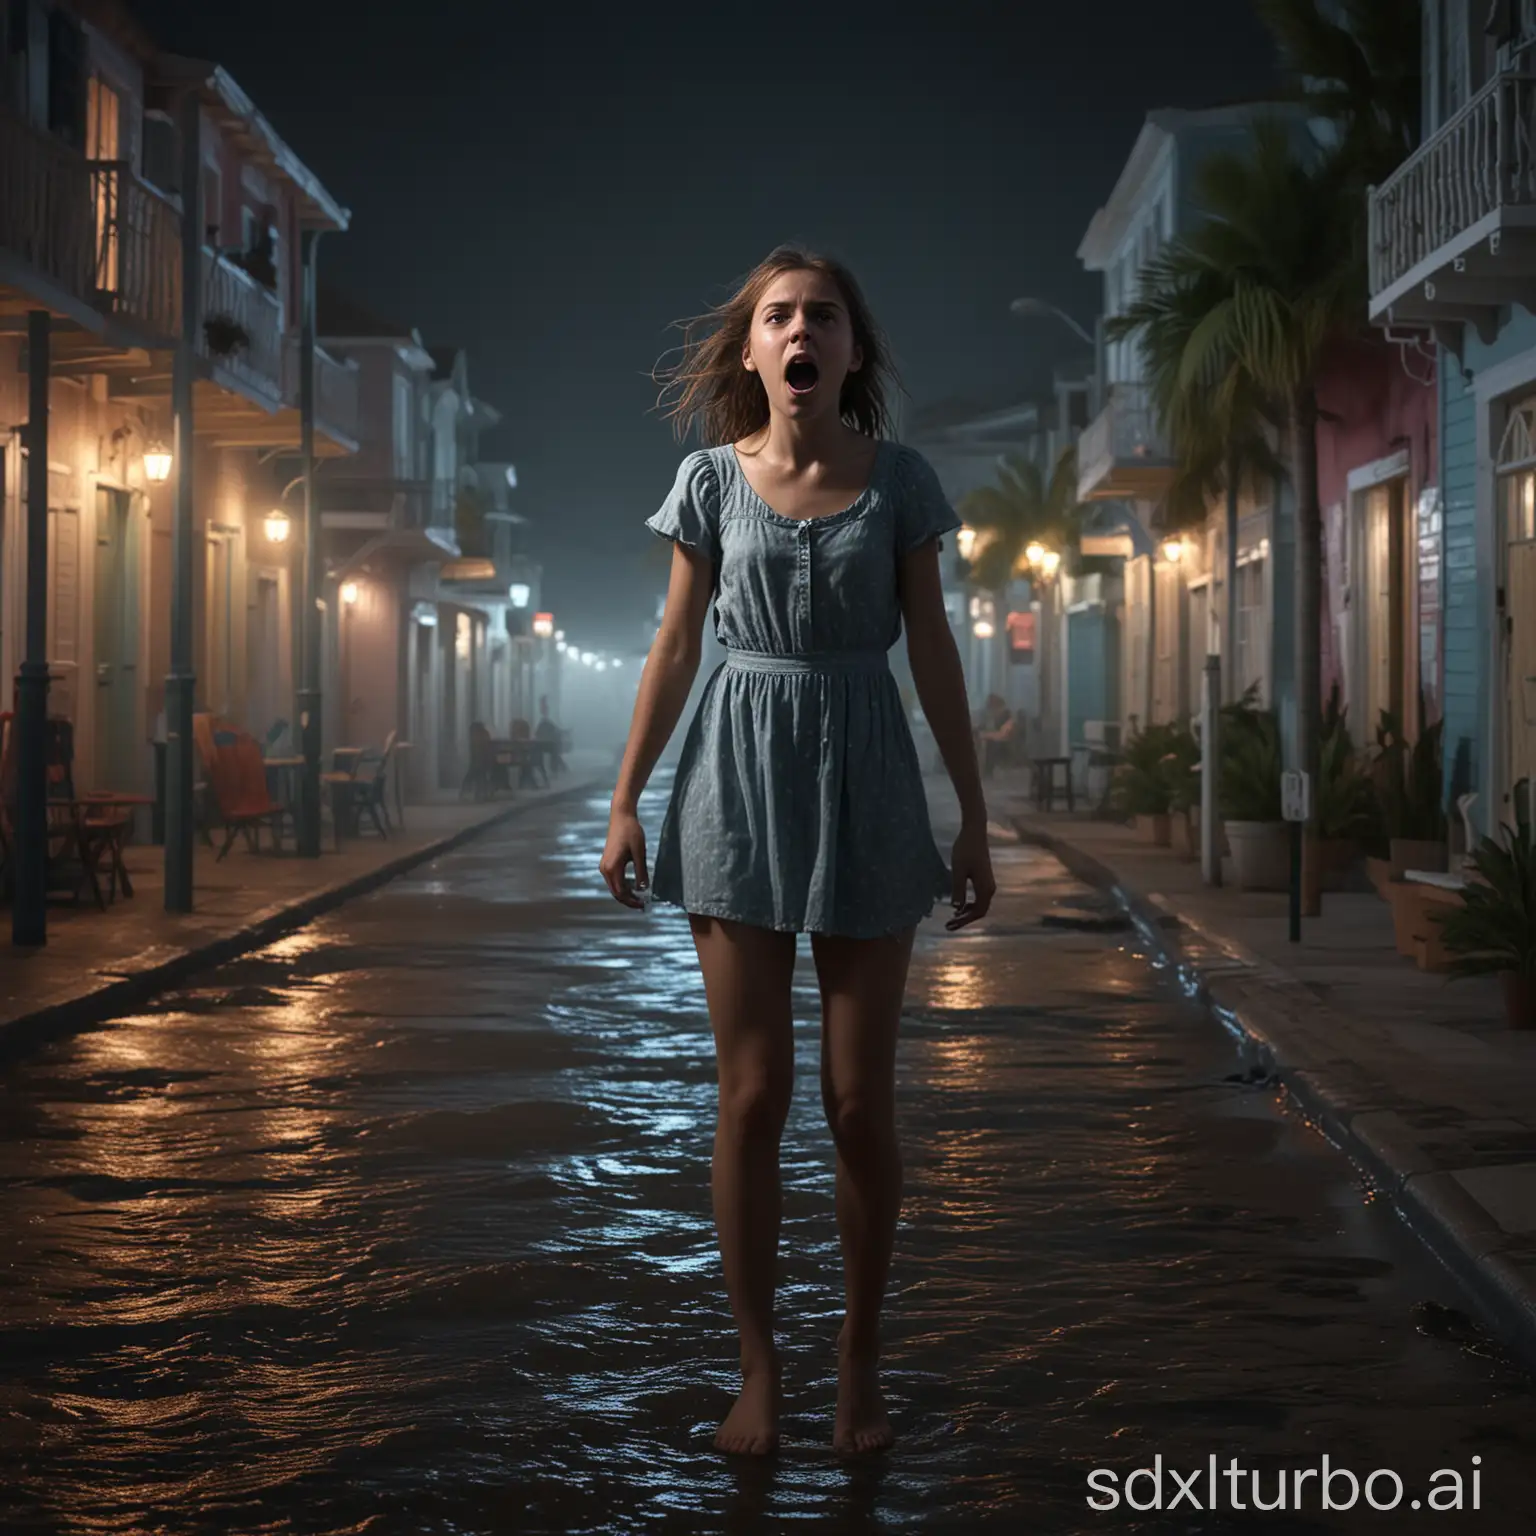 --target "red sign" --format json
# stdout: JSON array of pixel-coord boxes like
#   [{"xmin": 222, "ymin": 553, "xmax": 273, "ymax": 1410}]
[{"xmin": 1006, "ymin": 610, "xmax": 1035, "ymax": 658}]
